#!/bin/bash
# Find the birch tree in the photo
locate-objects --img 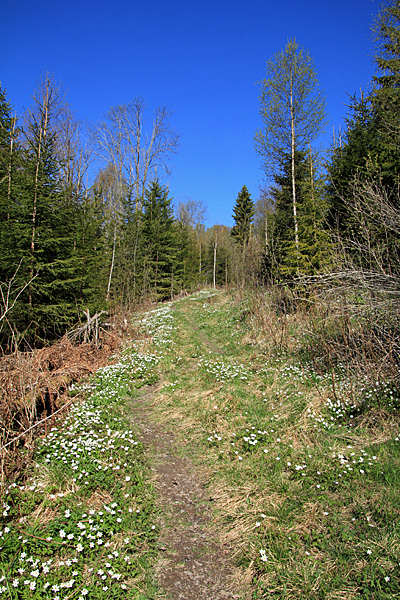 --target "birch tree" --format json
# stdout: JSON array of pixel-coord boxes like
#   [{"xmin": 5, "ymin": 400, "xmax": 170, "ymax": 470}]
[
  {"xmin": 254, "ymin": 39, "xmax": 326, "ymax": 264},
  {"xmin": 91, "ymin": 97, "xmax": 180, "ymax": 204},
  {"xmin": 90, "ymin": 98, "xmax": 180, "ymax": 299}
]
